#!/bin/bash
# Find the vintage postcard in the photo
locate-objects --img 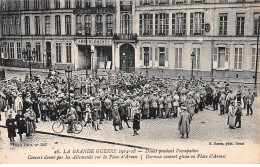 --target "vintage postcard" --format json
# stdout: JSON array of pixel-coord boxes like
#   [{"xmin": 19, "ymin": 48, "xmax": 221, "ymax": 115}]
[{"xmin": 0, "ymin": 0, "xmax": 259, "ymax": 164}]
